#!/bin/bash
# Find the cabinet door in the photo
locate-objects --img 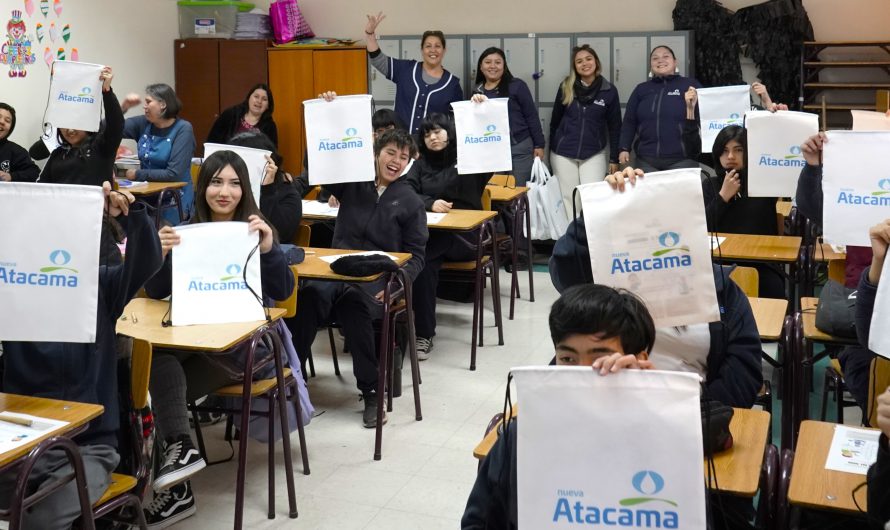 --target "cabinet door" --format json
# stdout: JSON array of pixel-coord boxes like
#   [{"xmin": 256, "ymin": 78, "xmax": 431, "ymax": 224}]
[
  {"xmin": 268, "ymin": 50, "xmax": 314, "ymax": 172},
  {"xmin": 503, "ymin": 36, "xmax": 536, "ymax": 102},
  {"xmin": 536, "ymin": 37, "xmax": 571, "ymax": 104},
  {"xmin": 612, "ymin": 36, "xmax": 648, "ymax": 105},
  {"xmin": 401, "ymin": 38, "xmax": 421, "ymax": 62},
  {"xmin": 468, "ymin": 37, "xmax": 501, "ymax": 87},
  {"xmin": 219, "ymin": 40, "xmax": 269, "ymax": 111},
  {"xmin": 650, "ymin": 34, "xmax": 688, "ymax": 77},
  {"xmin": 575, "ymin": 36, "xmax": 612, "ymax": 84},
  {"xmin": 174, "ymin": 39, "xmax": 220, "ymax": 154},
  {"xmin": 370, "ymin": 38, "xmax": 400, "ymax": 103},
  {"xmin": 442, "ymin": 37, "xmax": 466, "ymax": 95},
  {"xmin": 539, "ymin": 108, "xmax": 552, "ymax": 157}
]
